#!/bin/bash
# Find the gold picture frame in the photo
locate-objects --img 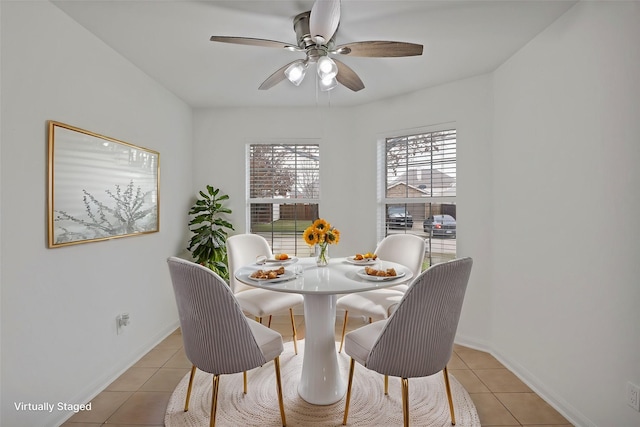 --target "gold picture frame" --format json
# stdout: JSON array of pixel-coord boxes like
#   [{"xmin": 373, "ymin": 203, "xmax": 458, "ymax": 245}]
[{"xmin": 47, "ymin": 121, "xmax": 160, "ymax": 248}]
